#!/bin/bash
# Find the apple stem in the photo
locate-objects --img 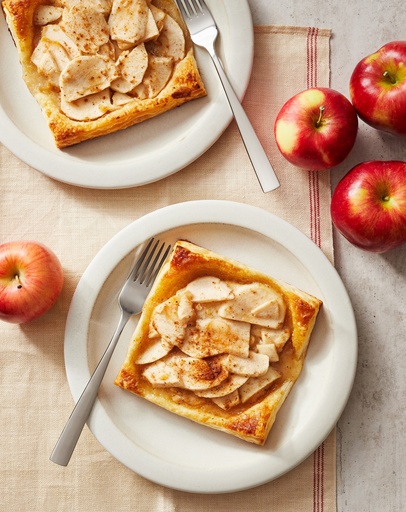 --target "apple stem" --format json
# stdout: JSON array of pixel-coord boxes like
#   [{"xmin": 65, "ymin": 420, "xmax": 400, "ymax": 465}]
[
  {"xmin": 316, "ymin": 105, "xmax": 325, "ymax": 127},
  {"xmin": 383, "ymin": 70, "xmax": 396, "ymax": 84},
  {"xmin": 14, "ymin": 275, "xmax": 22, "ymax": 289}
]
